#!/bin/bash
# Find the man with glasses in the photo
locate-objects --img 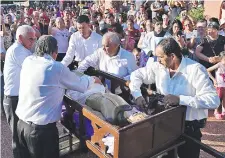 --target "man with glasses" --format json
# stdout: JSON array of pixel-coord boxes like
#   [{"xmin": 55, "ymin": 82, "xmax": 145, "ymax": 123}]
[{"xmin": 3, "ymin": 25, "xmax": 36, "ymax": 158}]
